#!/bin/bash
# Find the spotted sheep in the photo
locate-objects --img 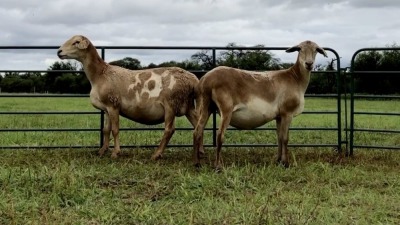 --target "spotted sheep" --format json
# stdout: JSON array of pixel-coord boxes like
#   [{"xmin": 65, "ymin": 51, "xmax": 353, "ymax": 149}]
[
  {"xmin": 57, "ymin": 35, "xmax": 203, "ymax": 159},
  {"xmin": 193, "ymin": 40, "xmax": 328, "ymax": 169}
]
